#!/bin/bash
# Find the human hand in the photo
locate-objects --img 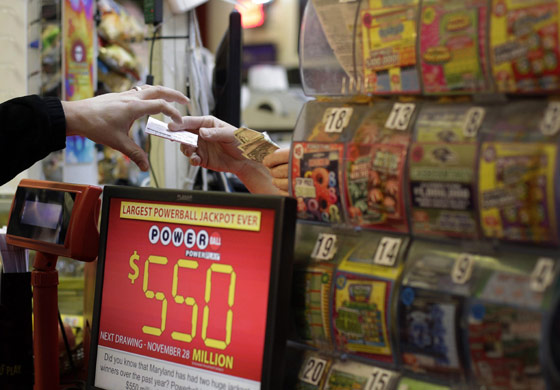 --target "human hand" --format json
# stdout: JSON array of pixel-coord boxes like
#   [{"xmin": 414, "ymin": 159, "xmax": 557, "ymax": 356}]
[
  {"xmin": 62, "ymin": 85, "xmax": 189, "ymax": 171},
  {"xmin": 169, "ymin": 116, "xmax": 285, "ymax": 195},
  {"xmin": 168, "ymin": 115, "xmax": 249, "ymax": 175},
  {"xmin": 263, "ymin": 148, "xmax": 290, "ymax": 196}
]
